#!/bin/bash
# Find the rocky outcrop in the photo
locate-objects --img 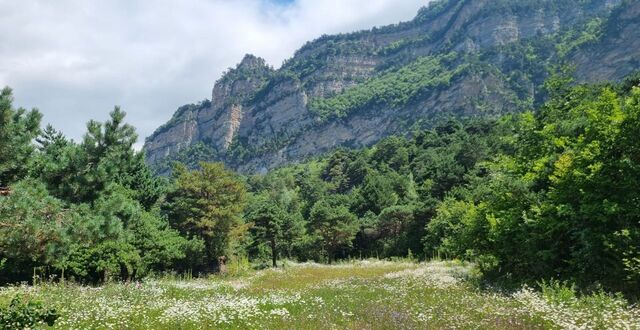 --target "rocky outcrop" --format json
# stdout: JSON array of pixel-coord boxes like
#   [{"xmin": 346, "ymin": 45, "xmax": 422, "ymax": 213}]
[
  {"xmin": 573, "ymin": 0, "xmax": 640, "ymax": 81},
  {"xmin": 144, "ymin": 0, "xmax": 638, "ymax": 174},
  {"xmin": 144, "ymin": 103, "xmax": 203, "ymax": 165},
  {"xmin": 198, "ymin": 54, "xmax": 273, "ymax": 151},
  {"xmin": 223, "ymin": 105, "xmax": 243, "ymax": 149}
]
